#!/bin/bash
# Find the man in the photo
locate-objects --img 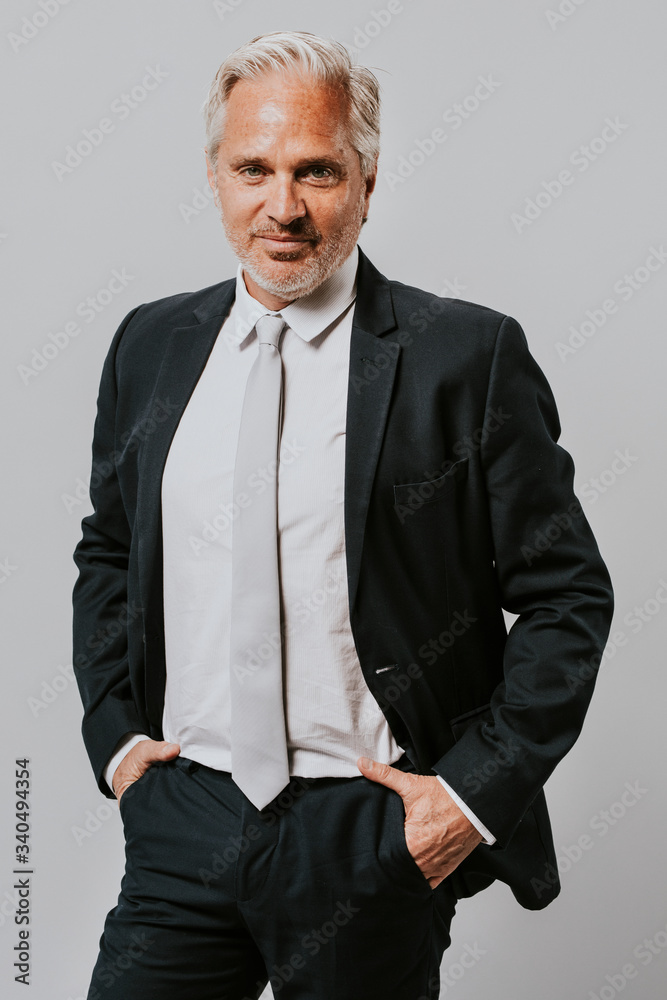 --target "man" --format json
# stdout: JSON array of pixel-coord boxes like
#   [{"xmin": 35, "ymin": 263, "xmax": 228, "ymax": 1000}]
[{"xmin": 72, "ymin": 30, "xmax": 613, "ymax": 1000}]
